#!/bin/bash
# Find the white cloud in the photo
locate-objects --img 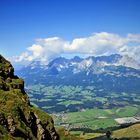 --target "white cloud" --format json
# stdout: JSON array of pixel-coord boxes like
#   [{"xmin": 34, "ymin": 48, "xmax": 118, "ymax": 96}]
[
  {"xmin": 68, "ymin": 32, "xmax": 127, "ymax": 55},
  {"xmin": 13, "ymin": 32, "xmax": 140, "ymax": 63},
  {"xmin": 127, "ymin": 34, "xmax": 140, "ymax": 42},
  {"xmin": 13, "ymin": 52, "xmax": 32, "ymax": 62},
  {"xmin": 27, "ymin": 44, "xmax": 43, "ymax": 58}
]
